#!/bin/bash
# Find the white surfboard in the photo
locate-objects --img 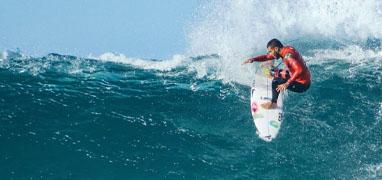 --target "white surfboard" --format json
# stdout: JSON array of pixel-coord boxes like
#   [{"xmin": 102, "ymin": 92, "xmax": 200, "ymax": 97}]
[{"xmin": 250, "ymin": 63, "xmax": 284, "ymax": 142}]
